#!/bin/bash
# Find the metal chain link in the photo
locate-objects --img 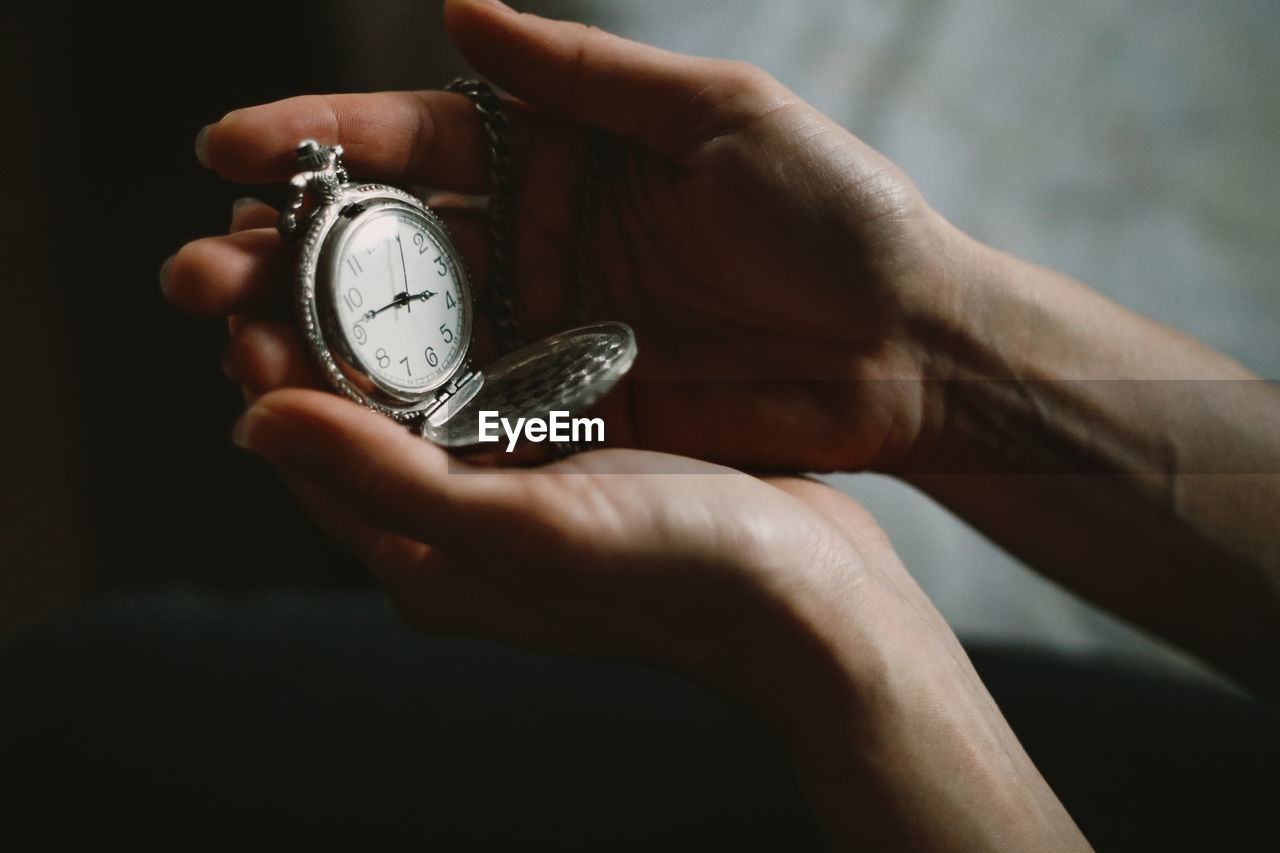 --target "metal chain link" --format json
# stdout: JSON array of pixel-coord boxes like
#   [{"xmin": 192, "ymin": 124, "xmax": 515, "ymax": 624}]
[
  {"xmin": 446, "ymin": 79, "xmax": 609, "ymax": 356},
  {"xmin": 445, "ymin": 79, "xmax": 521, "ymax": 354}
]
